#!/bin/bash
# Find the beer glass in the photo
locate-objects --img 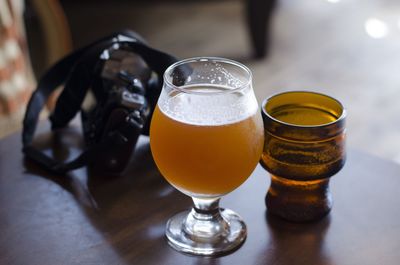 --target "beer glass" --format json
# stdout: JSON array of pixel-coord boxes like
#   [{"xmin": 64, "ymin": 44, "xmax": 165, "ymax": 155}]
[
  {"xmin": 150, "ymin": 57, "xmax": 264, "ymax": 255},
  {"xmin": 261, "ymin": 91, "xmax": 346, "ymax": 222}
]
